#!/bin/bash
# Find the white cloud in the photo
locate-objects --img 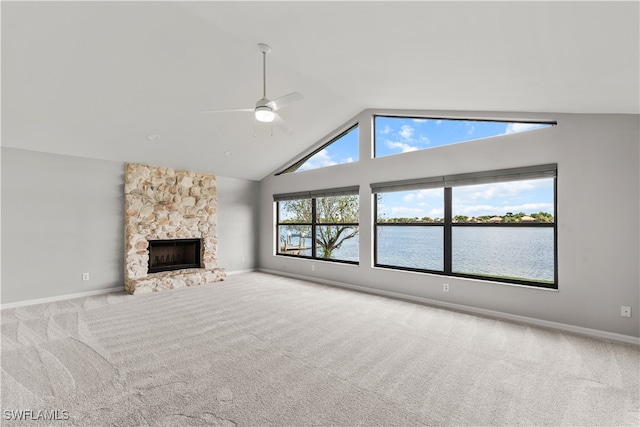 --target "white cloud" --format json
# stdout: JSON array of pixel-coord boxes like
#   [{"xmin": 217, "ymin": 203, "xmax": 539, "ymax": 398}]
[
  {"xmin": 399, "ymin": 125, "xmax": 414, "ymax": 140},
  {"xmin": 385, "ymin": 140, "xmax": 419, "ymax": 153},
  {"xmin": 454, "ymin": 180, "xmax": 551, "ymax": 201},
  {"xmin": 297, "ymin": 149, "xmax": 337, "ymax": 171},
  {"xmin": 505, "ymin": 122, "xmax": 547, "ymax": 134},
  {"xmin": 450, "ymin": 179, "xmax": 554, "ymax": 216},
  {"xmin": 412, "ymin": 118, "xmax": 427, "ymax": 123},
  {"xmin": 503, "ymin": 202, "xmax": 554, "ymax": 213},
  {"xmin": 390, "ymin": 206, "xmax": 426, "ymax": 218},
  {"xmin": 378, "ymin": 125, "xmax": 392, "ymax": 135},
  {"xmin": 384, "ymin": 205, "xmax": 443, "ymax": 219},
  {"xmin": 453, "ymin": 204, "xmax": 499, "ymax": 216},
  {"xmin": 412, "ymin": 189, "xmax": 443, "ymax": 201},
  {"xmin": 428, "ymin": 207, "xmax": 445, "ymax": 218},
  {"xmin": 383, "ymin": 123, "xmax": 432, "ymax": 153}
]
